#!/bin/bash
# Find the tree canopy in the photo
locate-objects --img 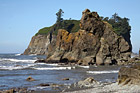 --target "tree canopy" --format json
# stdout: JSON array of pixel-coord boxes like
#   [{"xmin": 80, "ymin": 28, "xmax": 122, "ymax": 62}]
[
  {"xmin": 36, "ymin": 11, "xmax": 131, "ymax": 46},
  {"xmin": 102, "ymin": 13, "xmax": 131, "ymax": 45},
  {"xmin": 56, "ymin": 9, "xmax": 64, "ymax": 23},
  {"xmin": 102, "ymin": 13, "xmax": 131, "ymax": 36}
]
